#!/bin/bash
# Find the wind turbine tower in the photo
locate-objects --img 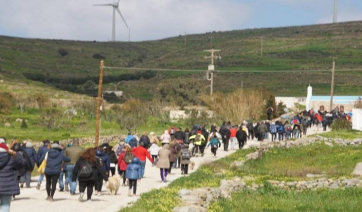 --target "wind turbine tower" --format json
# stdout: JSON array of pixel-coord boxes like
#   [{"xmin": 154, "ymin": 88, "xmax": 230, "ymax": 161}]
[
  {"xmin": 94, "ymin": 0, "xmax": 129, "ymax": 41},
  {"xmin": 333, "ymin": 0, "xmax": 337, "ymax": 23}
]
